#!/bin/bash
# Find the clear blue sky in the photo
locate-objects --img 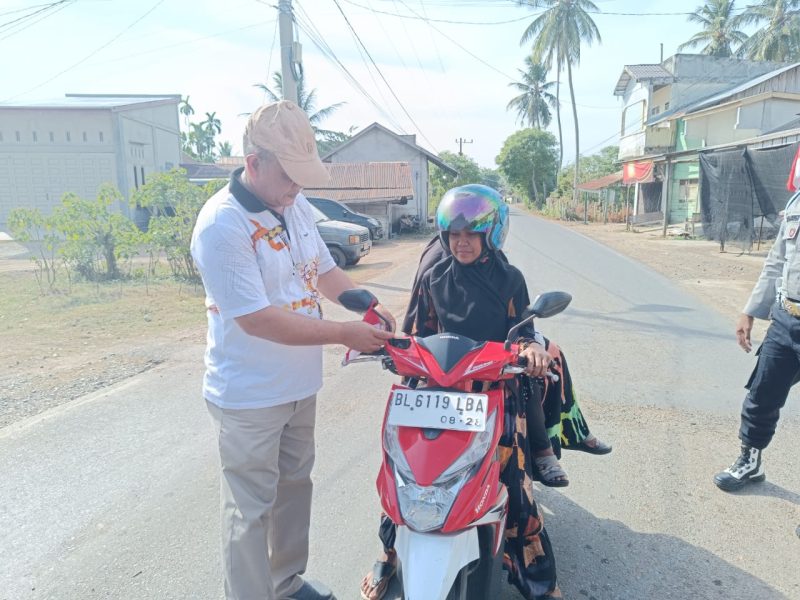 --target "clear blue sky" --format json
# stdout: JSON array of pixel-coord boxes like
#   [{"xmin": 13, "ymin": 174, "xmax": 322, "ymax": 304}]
[{"xmin": 0, "ymin": 0, "xmax": 748, "ymax": 168}]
